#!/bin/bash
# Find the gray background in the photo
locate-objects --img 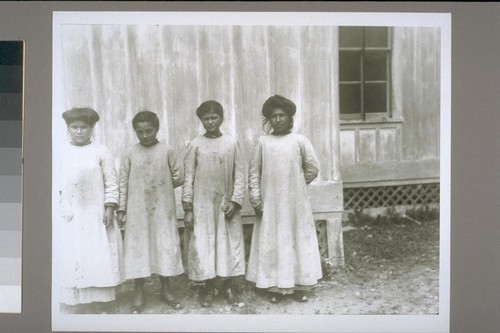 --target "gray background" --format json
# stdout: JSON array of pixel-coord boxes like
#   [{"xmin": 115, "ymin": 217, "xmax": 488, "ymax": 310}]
[{"xmin": 0, "ymin": 2, "xmax": 498, "ymax": 332}]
